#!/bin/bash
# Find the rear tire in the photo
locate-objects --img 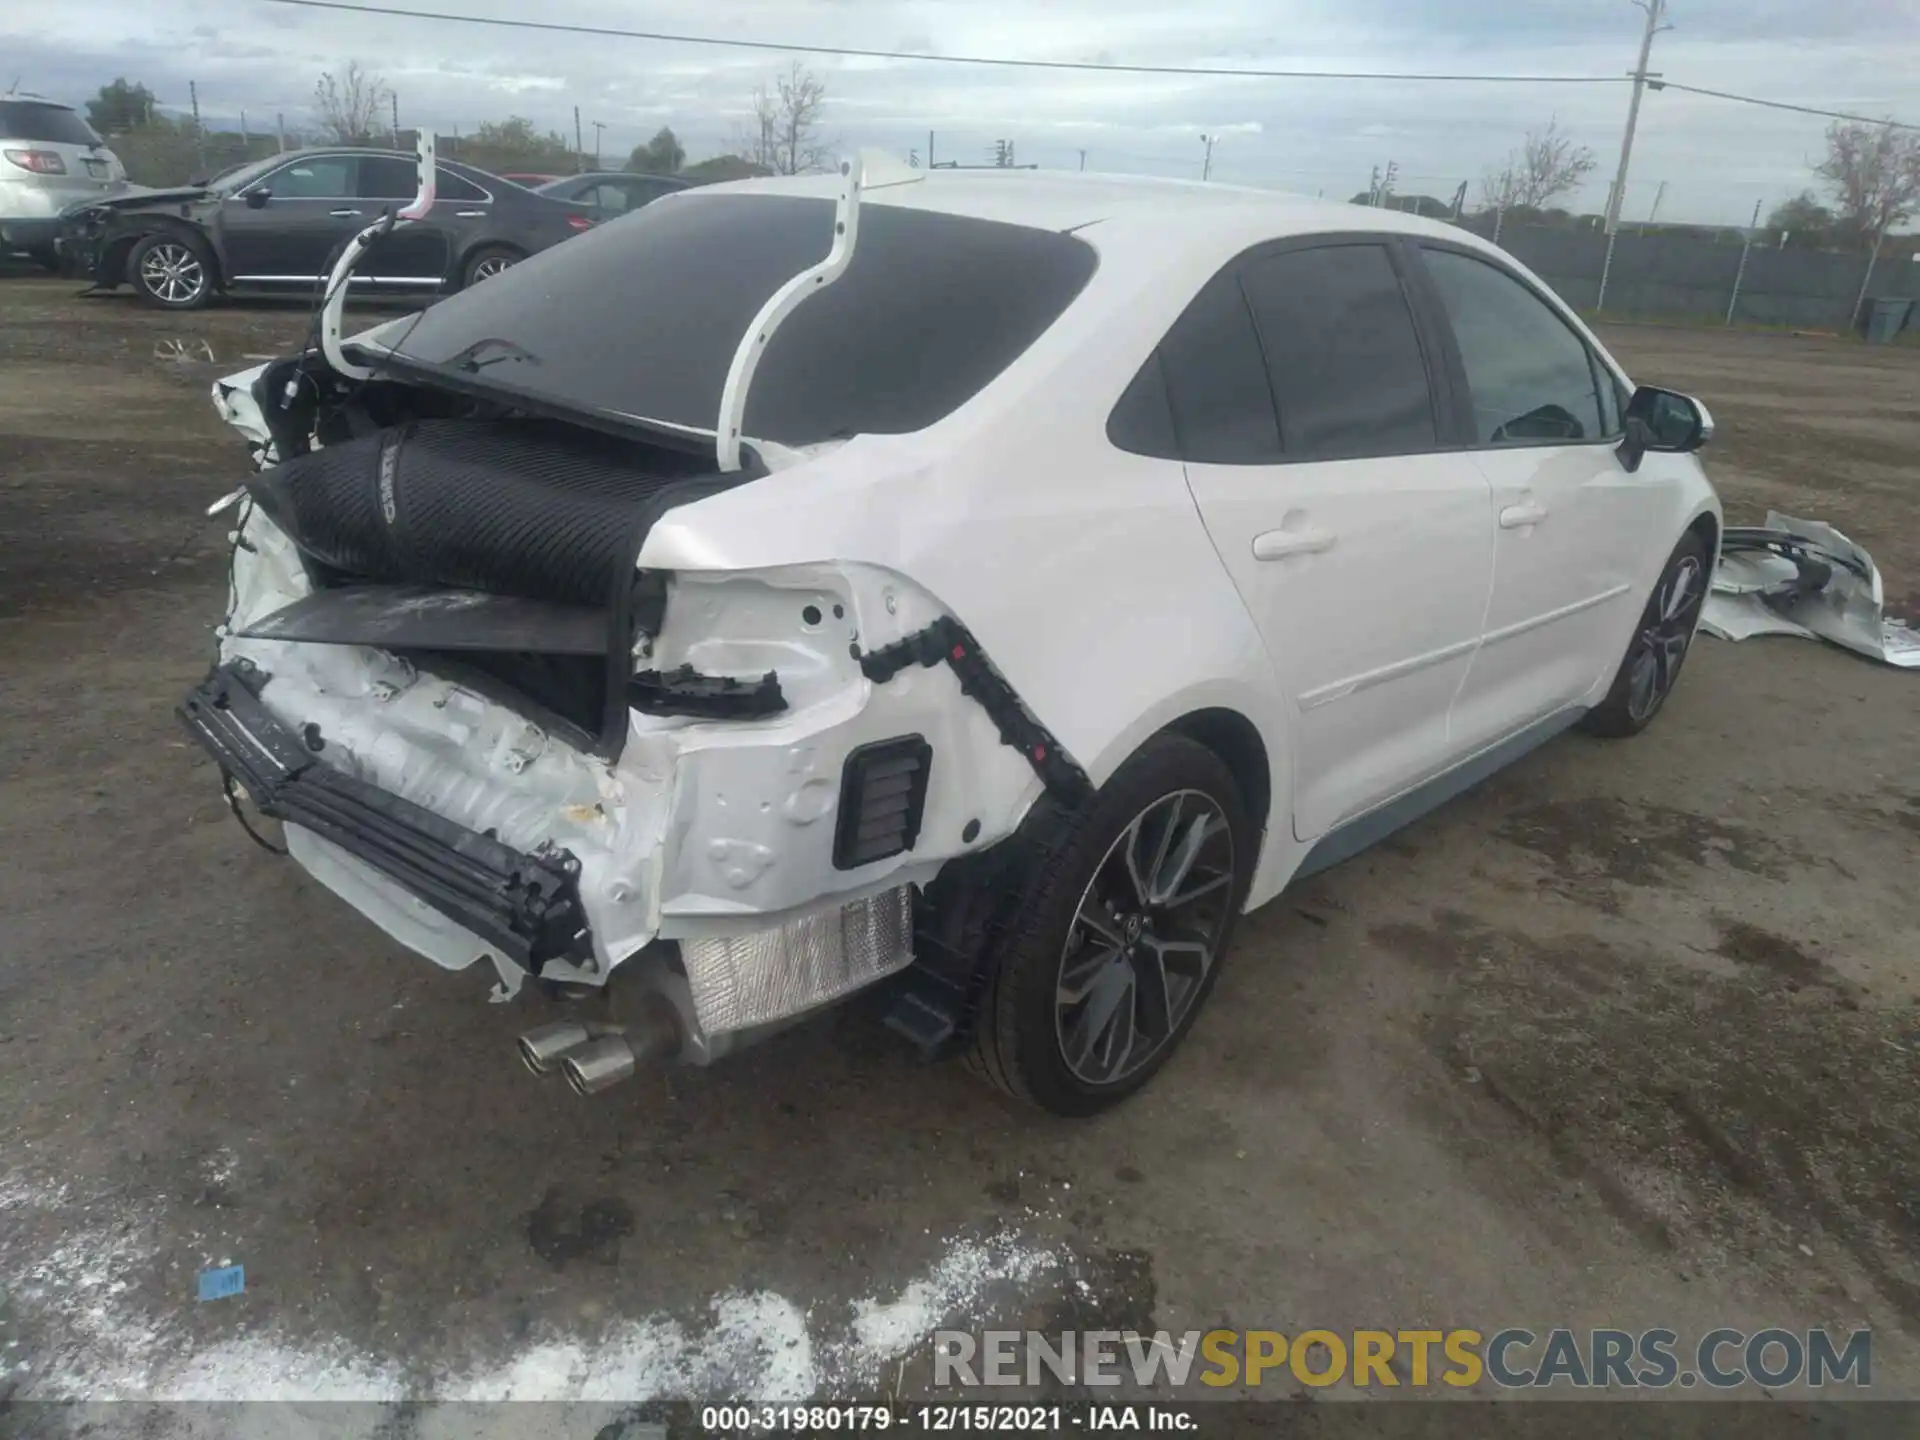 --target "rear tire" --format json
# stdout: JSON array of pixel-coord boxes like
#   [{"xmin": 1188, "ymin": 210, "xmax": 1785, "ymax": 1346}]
[
  {"xmin": 128, "ymin": 232, "xmax": 214, "ymax": 310},
  {"xmin": 1581, "ymin": 529, "xmax": 1710, "ymax": 739},
  {"xmin": 969, "ymin": 734, "xmax": 1252, "ymax": 1116},
  {"xmin": 461, "ymin": 244, "xmax": 521, "ymax": 287}
]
